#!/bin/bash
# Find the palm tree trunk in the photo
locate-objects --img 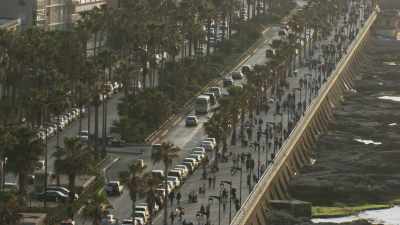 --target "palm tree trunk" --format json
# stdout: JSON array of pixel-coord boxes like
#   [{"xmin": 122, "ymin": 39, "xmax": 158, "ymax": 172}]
[
  {"xmin": 94, "ymin": 102, "xmax": 99, "ymax": 146},
  {"xmin": 164, "ymin": 164, "xmax": 169, "ymax": 225}
]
